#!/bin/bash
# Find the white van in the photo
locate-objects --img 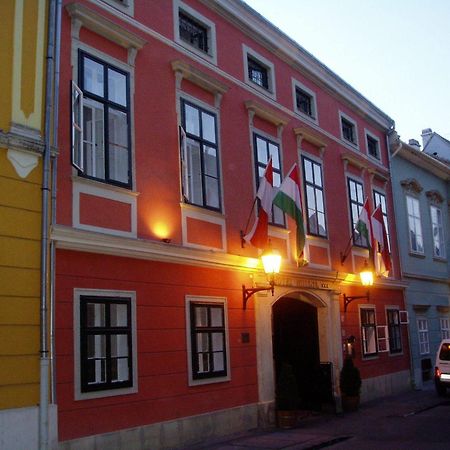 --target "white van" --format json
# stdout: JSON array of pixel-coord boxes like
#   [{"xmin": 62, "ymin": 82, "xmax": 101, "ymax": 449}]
[{"xmin": 434, "ymin": 339, "xmax": 450, "ymax": 396}]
